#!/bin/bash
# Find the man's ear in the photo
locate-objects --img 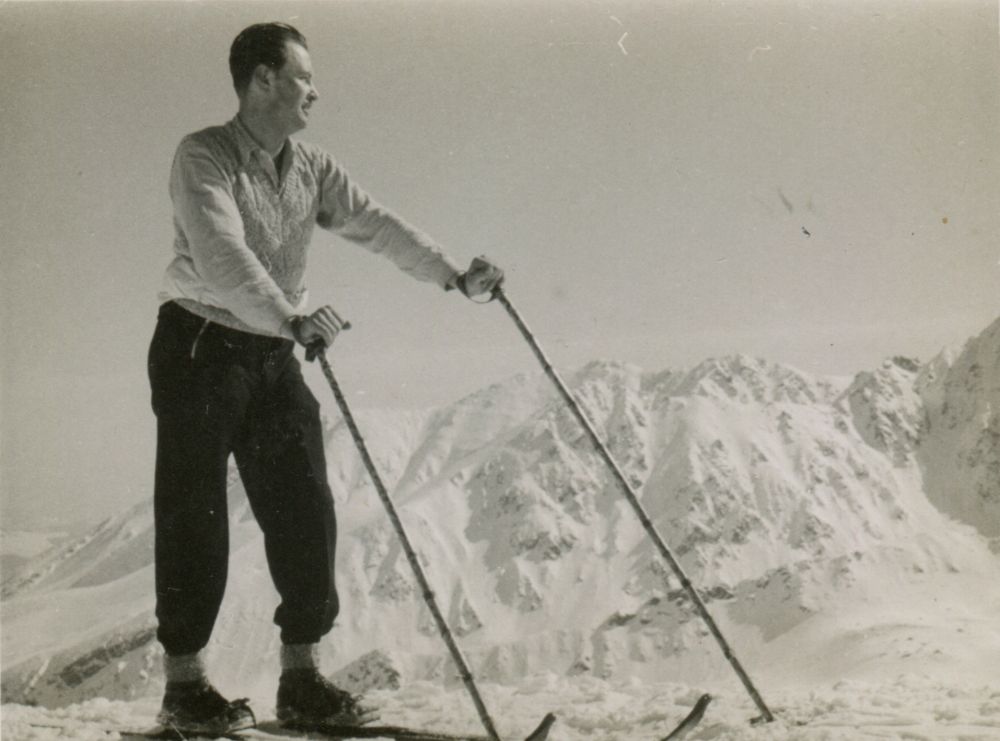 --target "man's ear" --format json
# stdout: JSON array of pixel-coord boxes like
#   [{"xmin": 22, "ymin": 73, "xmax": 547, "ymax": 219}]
[{"xmin": 251, "ymin": 63, "xmax": 274, "ymax": 92}]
